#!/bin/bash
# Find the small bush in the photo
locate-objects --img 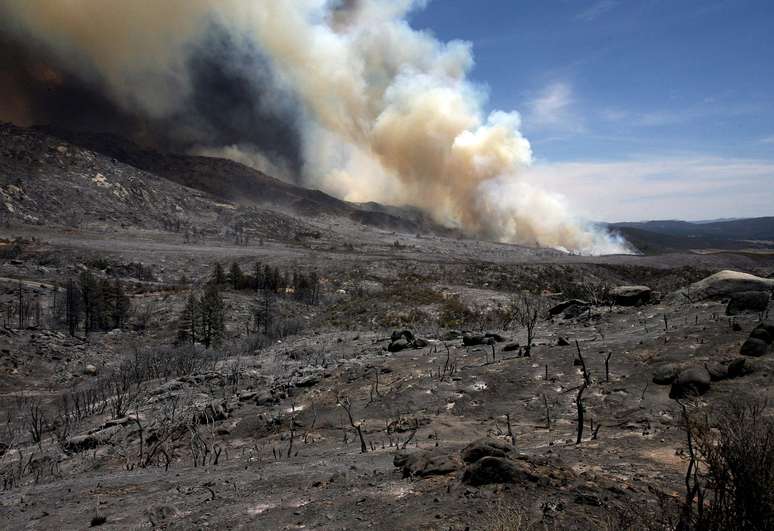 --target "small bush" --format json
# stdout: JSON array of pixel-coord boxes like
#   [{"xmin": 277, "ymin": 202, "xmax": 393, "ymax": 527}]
[{"xmin": 679, "ymin": 397, "xmax": 774, "ymax": 530}]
